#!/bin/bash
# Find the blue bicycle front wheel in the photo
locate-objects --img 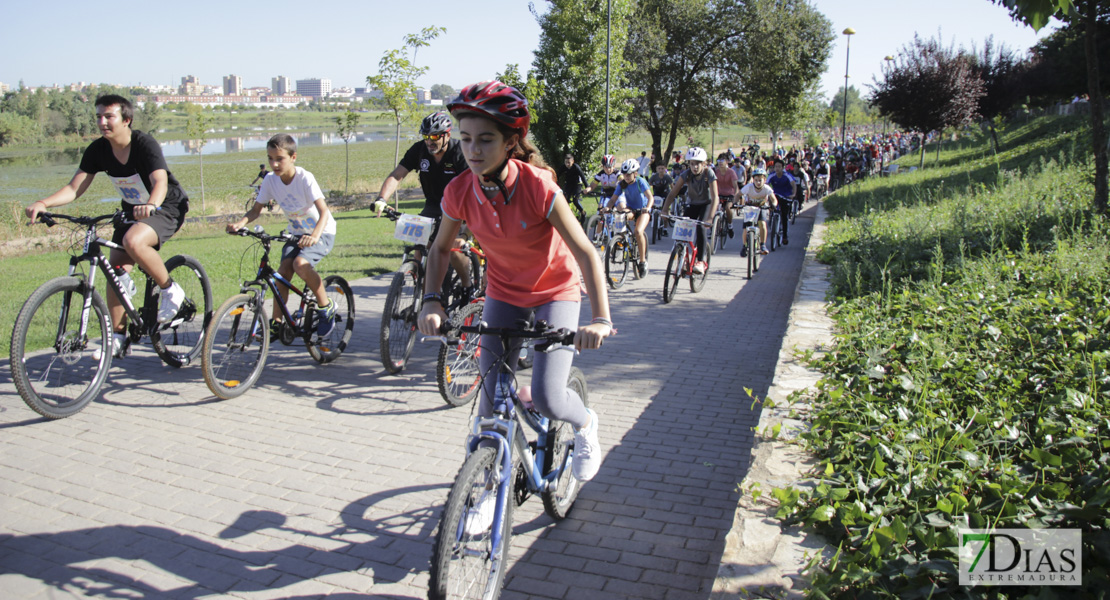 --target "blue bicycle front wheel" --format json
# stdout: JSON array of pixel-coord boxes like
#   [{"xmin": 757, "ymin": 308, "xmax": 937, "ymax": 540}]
[{"xmin": 429, "ymin": 446, "xmax": 512, "ymax": 600}]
